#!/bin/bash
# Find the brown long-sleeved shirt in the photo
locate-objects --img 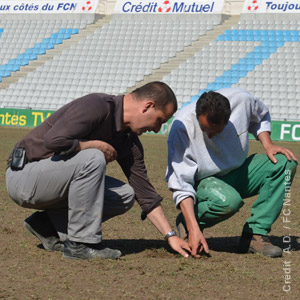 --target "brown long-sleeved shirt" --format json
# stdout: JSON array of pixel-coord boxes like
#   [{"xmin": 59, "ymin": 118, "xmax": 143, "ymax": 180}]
[{"xmin": 10, "ymin": 93, "xmax": 162, "ymax": 219}]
